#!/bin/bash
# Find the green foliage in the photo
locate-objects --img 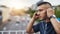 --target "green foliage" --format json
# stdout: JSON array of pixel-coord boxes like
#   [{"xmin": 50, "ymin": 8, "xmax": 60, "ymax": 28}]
[
  {"xmin": 28, "ymin": 8, "xmax": 35, "ymax": 18},
  {"xmin": 55, "ymin": 7, "xmax": 60, "ymax": 18}
]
